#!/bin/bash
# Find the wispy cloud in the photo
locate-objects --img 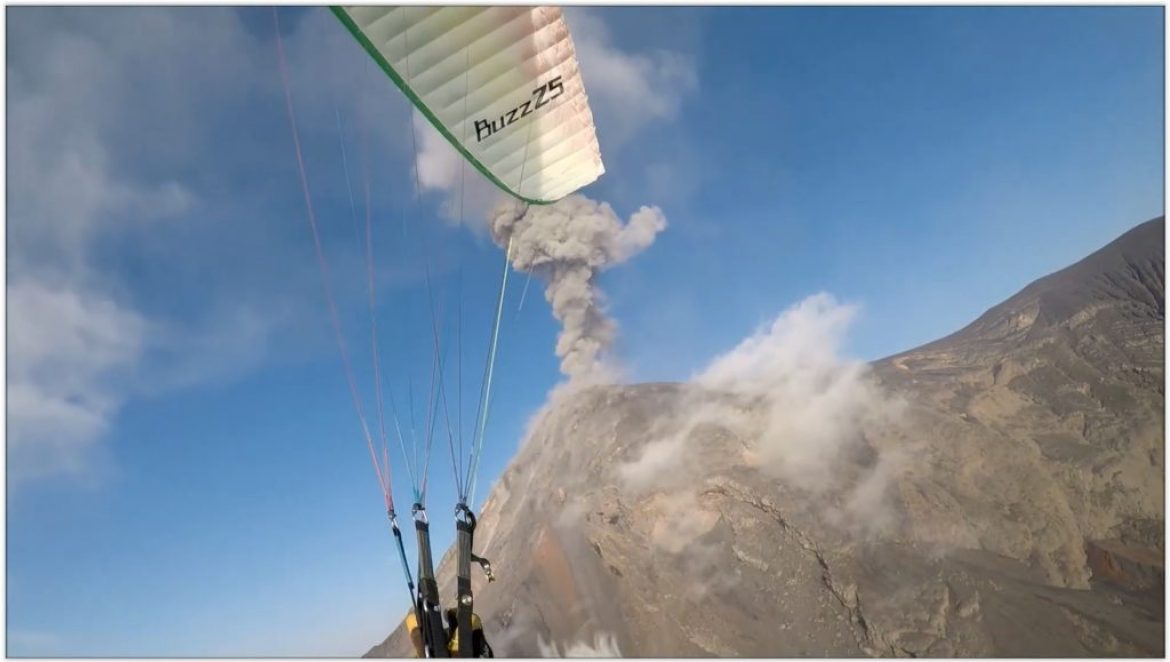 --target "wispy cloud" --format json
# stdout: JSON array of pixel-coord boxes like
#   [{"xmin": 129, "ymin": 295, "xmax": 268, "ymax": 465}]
[
  {"xmin": 5, "ymin": 7, "xmax": 387, "ymax": 482},
  {"xmin": 7, "ymin": 278, "xmax": 146, "ymax": 481},
  {"xmin": 412, "ymin": 112, "xmax": 506, "ymax": 228},
  {"xmin": 5, "ymin": 6, "xmax": 699, "ymax": 485},
  {"xmin": 7, "ymin": 8, "xmax": 204, "ymax": 481},
  {"xmin": 7, "ymin": 628, "xmax": 66, "ymax": 656},
  {"xmin": 564, "ymin": 8, "xmax": 701, "ymax": 209},
  {"xmin": 564, "ymin": 8, "xmax": 699, "ymax": 150}
]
